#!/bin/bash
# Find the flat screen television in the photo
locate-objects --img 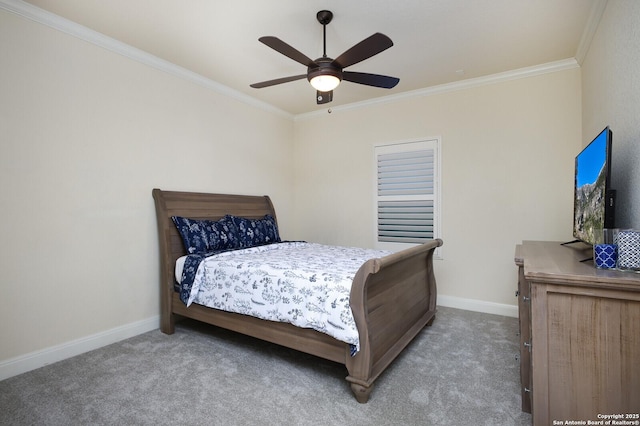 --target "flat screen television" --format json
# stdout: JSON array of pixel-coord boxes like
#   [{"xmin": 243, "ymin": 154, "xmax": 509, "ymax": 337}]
[{"xmin": 572, "ymin": 126, "xmax": 615, "ymax": 245}]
